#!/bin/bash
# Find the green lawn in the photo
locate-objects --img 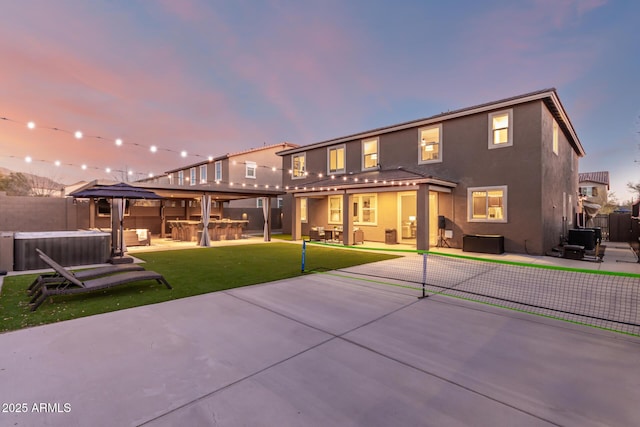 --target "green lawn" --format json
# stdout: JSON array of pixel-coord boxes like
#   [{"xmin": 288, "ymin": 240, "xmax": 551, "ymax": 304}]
[{"xmin": 0, "ymin": 242, "xmax": 398, "ymax": 333}]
